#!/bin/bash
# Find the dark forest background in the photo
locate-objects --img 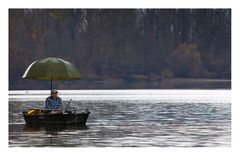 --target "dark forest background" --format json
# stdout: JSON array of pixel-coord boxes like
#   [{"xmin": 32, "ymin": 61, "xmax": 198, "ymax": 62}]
[{"xmin": 9, "ymin": 9, "xmax": 231, "ymax": 90}]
